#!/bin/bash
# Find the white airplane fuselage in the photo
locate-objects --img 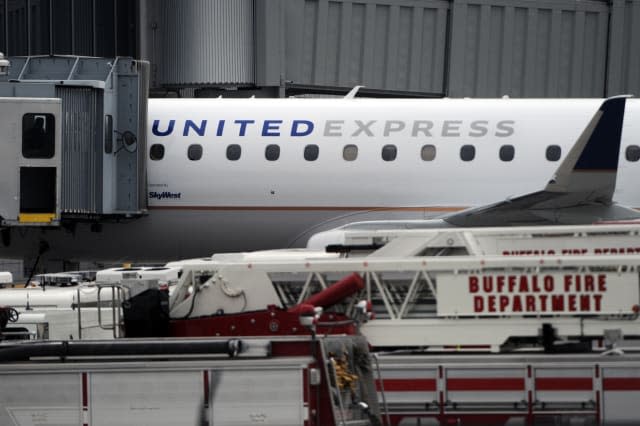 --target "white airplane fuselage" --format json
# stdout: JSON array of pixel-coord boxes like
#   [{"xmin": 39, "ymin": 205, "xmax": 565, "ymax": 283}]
[{"xmin": 3, "ymin": 98, "xmax": 640, "ymax": 263}]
